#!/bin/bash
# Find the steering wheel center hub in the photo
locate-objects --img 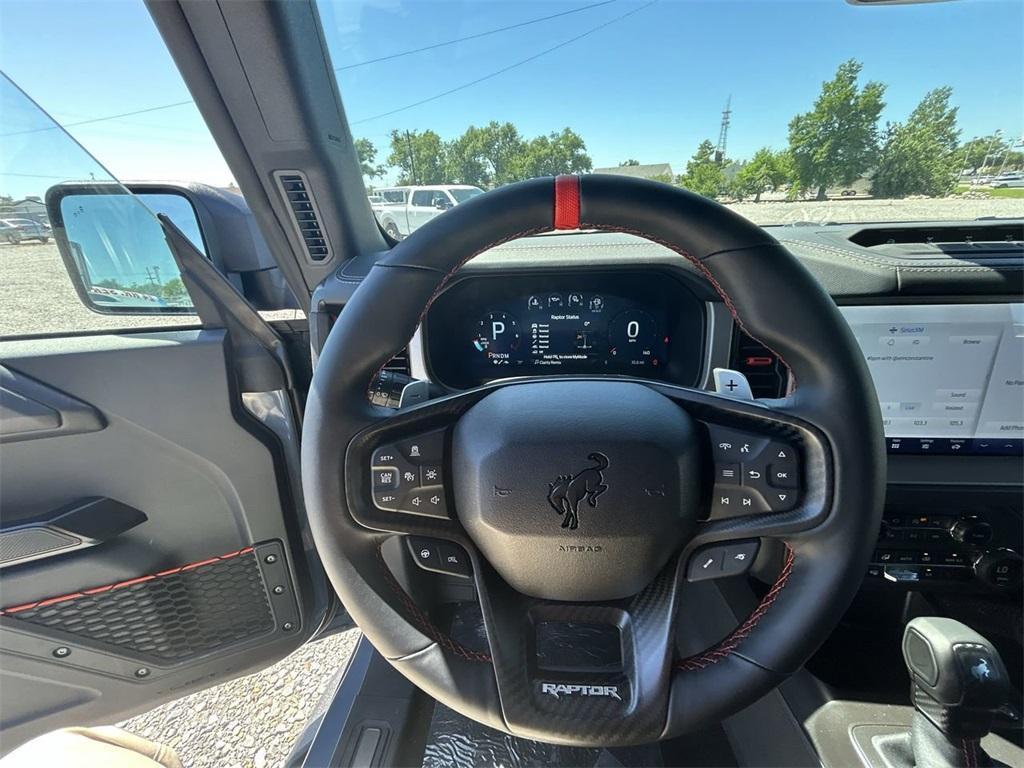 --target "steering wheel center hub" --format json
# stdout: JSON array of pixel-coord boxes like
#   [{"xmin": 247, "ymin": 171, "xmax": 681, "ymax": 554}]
[{"xmin": 453, "ymin": 381, "xmax": 702, "ymax": 601}]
